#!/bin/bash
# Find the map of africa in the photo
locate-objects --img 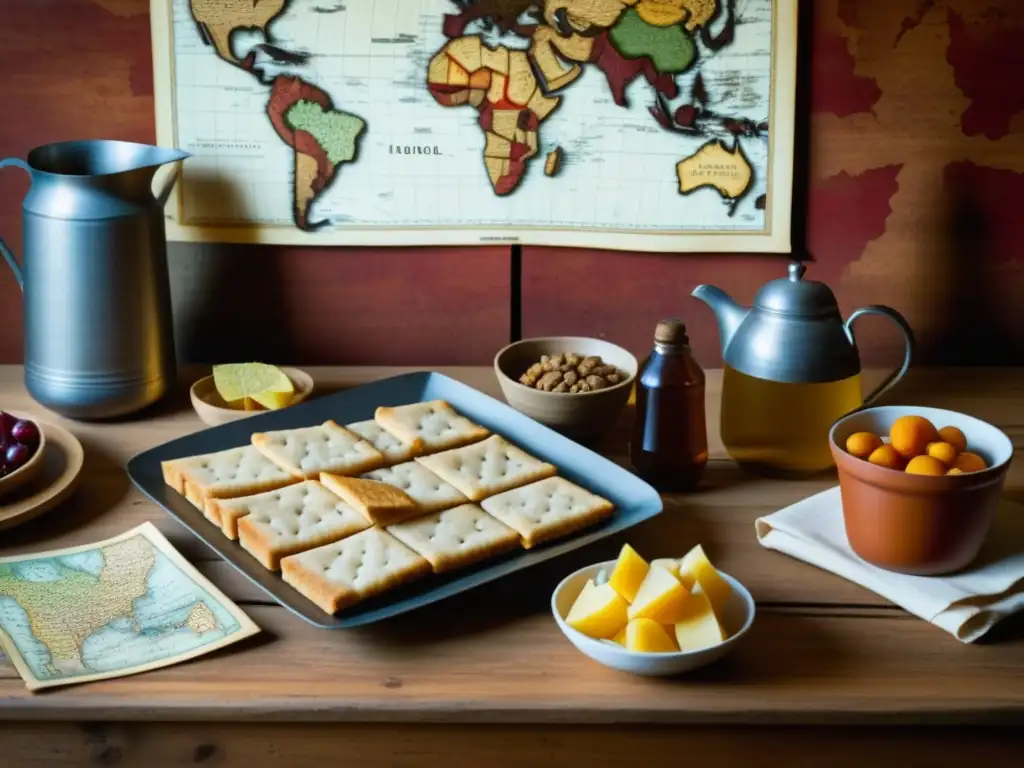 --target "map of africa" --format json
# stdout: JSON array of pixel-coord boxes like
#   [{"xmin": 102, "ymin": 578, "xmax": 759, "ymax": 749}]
[
  {"xmin": 0, "ymin": 523, "xmax": 258, "ymax": 690},
  {"xmin": 154, "ymin": 0, "xmax": 795, "ymax": 251}
]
